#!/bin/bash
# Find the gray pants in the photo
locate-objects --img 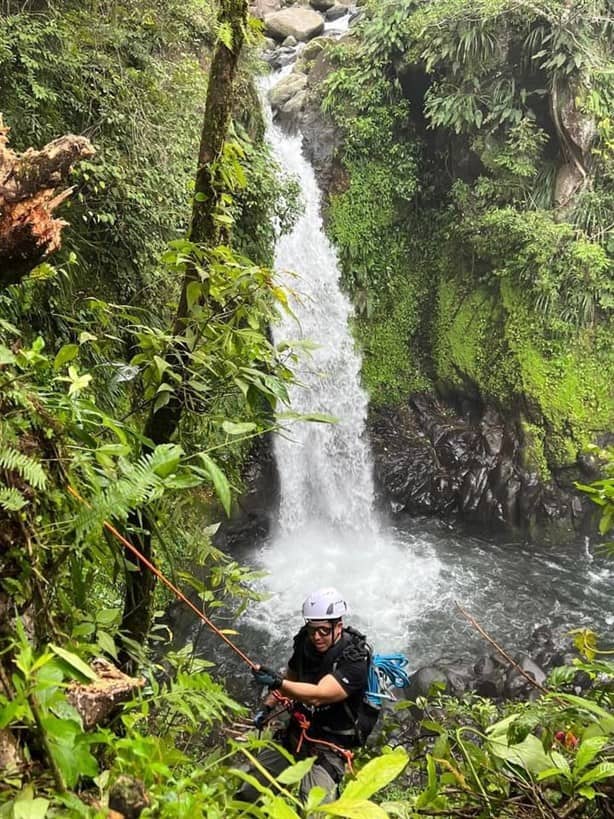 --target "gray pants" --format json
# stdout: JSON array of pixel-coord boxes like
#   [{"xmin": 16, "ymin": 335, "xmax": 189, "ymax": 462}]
[{"xmin": 236, "ymin": 744, "xmax": 346, "ymax": 805}]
